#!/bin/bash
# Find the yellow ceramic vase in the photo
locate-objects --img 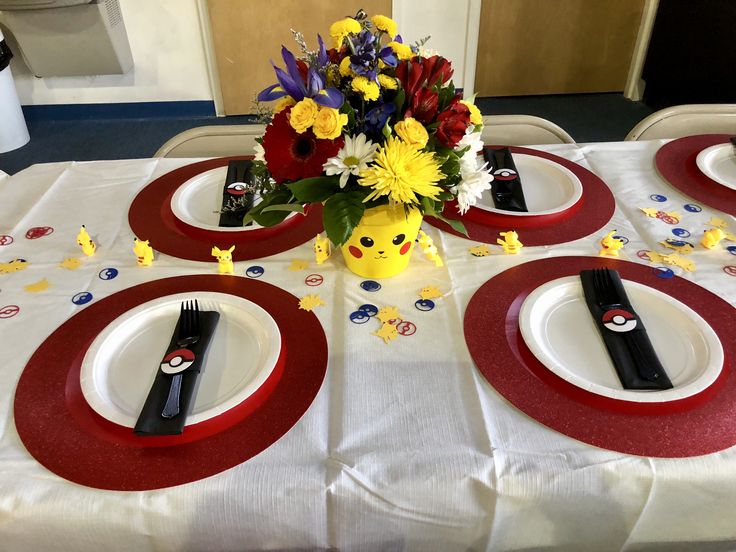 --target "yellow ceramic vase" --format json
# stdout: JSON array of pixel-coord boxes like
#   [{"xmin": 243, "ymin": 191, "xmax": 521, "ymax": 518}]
[{"xmin": 340, "ymin": 203, "xmax": 423, "ymax": 279}]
